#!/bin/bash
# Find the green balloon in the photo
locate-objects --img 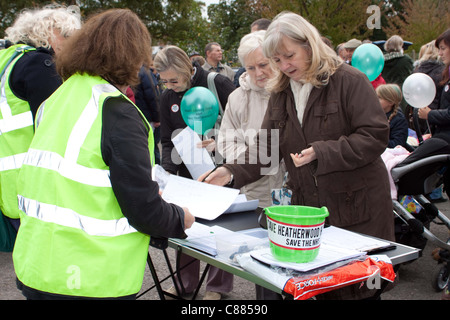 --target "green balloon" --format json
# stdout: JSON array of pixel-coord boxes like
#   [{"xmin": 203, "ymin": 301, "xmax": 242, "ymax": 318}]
[
  {"xmin": 180, "ymin": 86, "xmax": 219, "ymax": 135},
  {"xmin": 352, "ymin": 43, "xmax": 385, "ymax": 82}
]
